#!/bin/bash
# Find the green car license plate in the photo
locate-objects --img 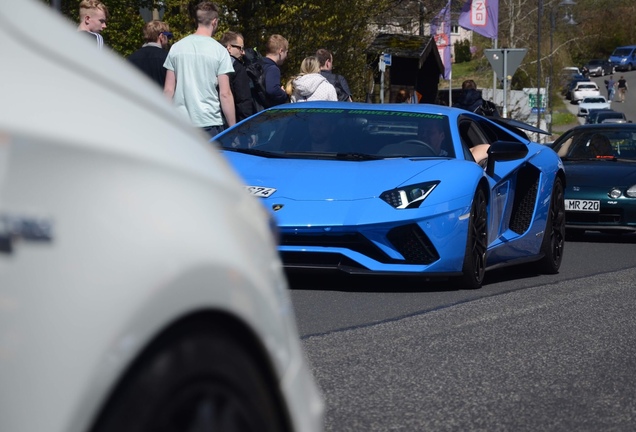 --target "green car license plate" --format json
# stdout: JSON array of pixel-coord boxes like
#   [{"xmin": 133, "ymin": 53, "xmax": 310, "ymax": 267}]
[{"xmin": 565, "ymin": 199, "xmax": 600, "ymax": 212}]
